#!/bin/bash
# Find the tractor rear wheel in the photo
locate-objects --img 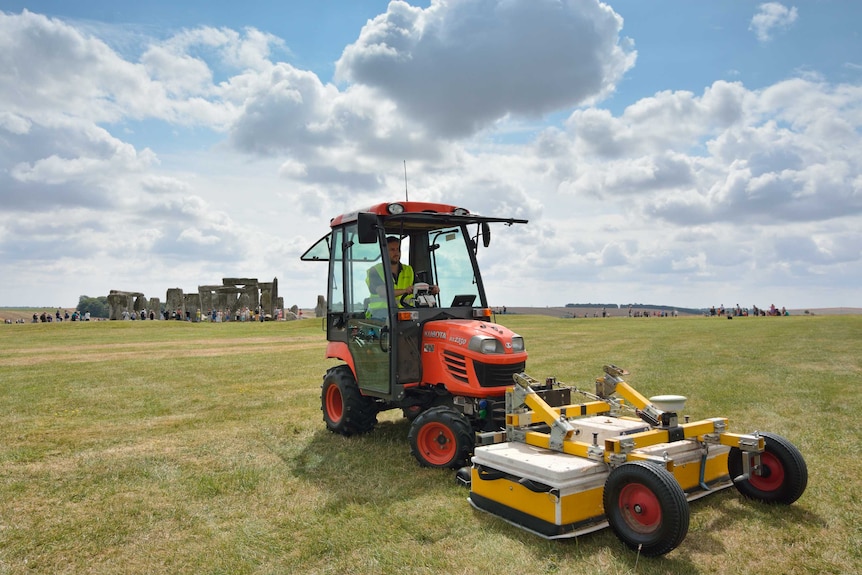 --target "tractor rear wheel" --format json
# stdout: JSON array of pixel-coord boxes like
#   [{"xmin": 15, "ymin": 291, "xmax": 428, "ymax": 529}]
[
  {"xmin": 408, "ymin": 406, "xmax": 473, "ymax": 469},
  {"xmin": 603, "ymin": 461, "xmax": 690, "ymax": 557},
  {"xmin": 321, "ymin": 366, "xmax": 377, "ymax": 436},
  {"xmin": 728, "ymin": 432, "xmax": 808, "ymax": 504}
]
